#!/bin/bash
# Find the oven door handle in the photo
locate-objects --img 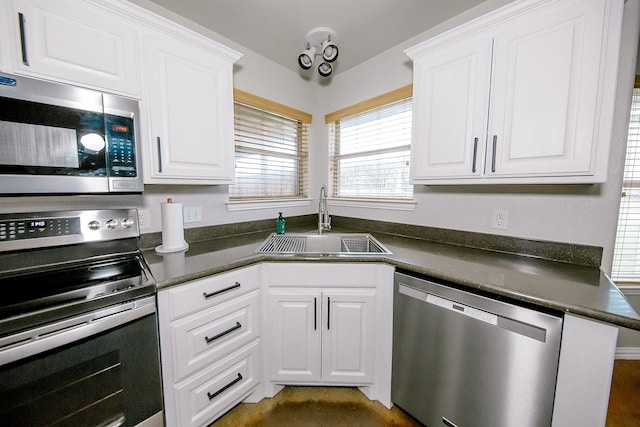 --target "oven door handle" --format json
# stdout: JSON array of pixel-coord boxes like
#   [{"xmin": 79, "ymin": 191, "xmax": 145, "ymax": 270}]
[{"xmin": 0, "ymin": 296, "xmax": 157, "ymax": 367}]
